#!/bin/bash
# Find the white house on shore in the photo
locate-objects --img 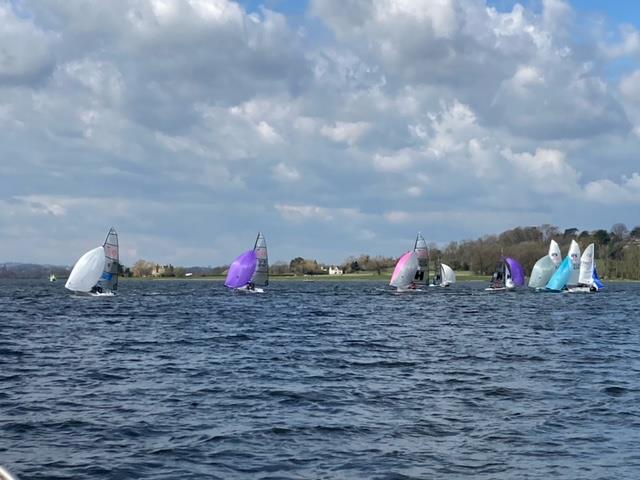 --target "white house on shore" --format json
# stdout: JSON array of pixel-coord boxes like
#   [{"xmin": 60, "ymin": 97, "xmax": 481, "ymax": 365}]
[{"xmin": 328, "ymin": 266, "xmax": 343, "ymax": 275}]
